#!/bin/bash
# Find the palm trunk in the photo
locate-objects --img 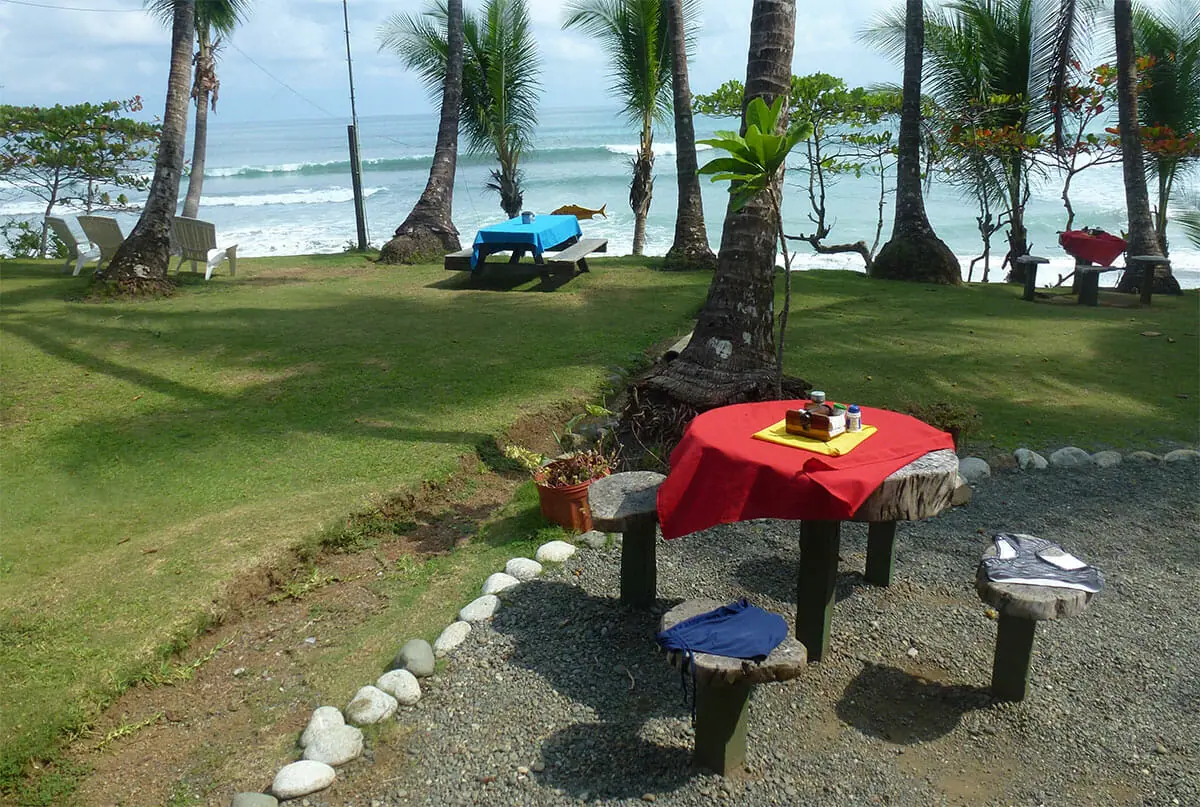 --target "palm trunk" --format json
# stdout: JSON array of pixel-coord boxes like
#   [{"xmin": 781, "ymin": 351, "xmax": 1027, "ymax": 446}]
[
  {"xmin": 1113, "ymin": 0, "xmax": 1178, "ymax": 294},
  {"xmin": 182, "ymin": 26, "xmax": 211, "ymax": 220},
  {"xmin": 662, "ymin": 0, "xmax": 716, "ymax": 271},
  {"xmin": 379, "ymin": 0, "xmax": 464, "ymax": 264},
  {"xmin": 869, "ymin": 0, "xmax": 960, "ymax": 285},
  {"xmin": 630, "ymin": 119, "xmax": 654, "ymax": 256},
  {"xmin": 640, "ymin": 0, "xmax": 797, "ymax": 410},
  {"xmin": 99, "ymin": 0, "xmax": 194, "ymax": 291},
  {"xmin": 1004, "ymin": 163, "xmax": 1030, "ymax": 282}
]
